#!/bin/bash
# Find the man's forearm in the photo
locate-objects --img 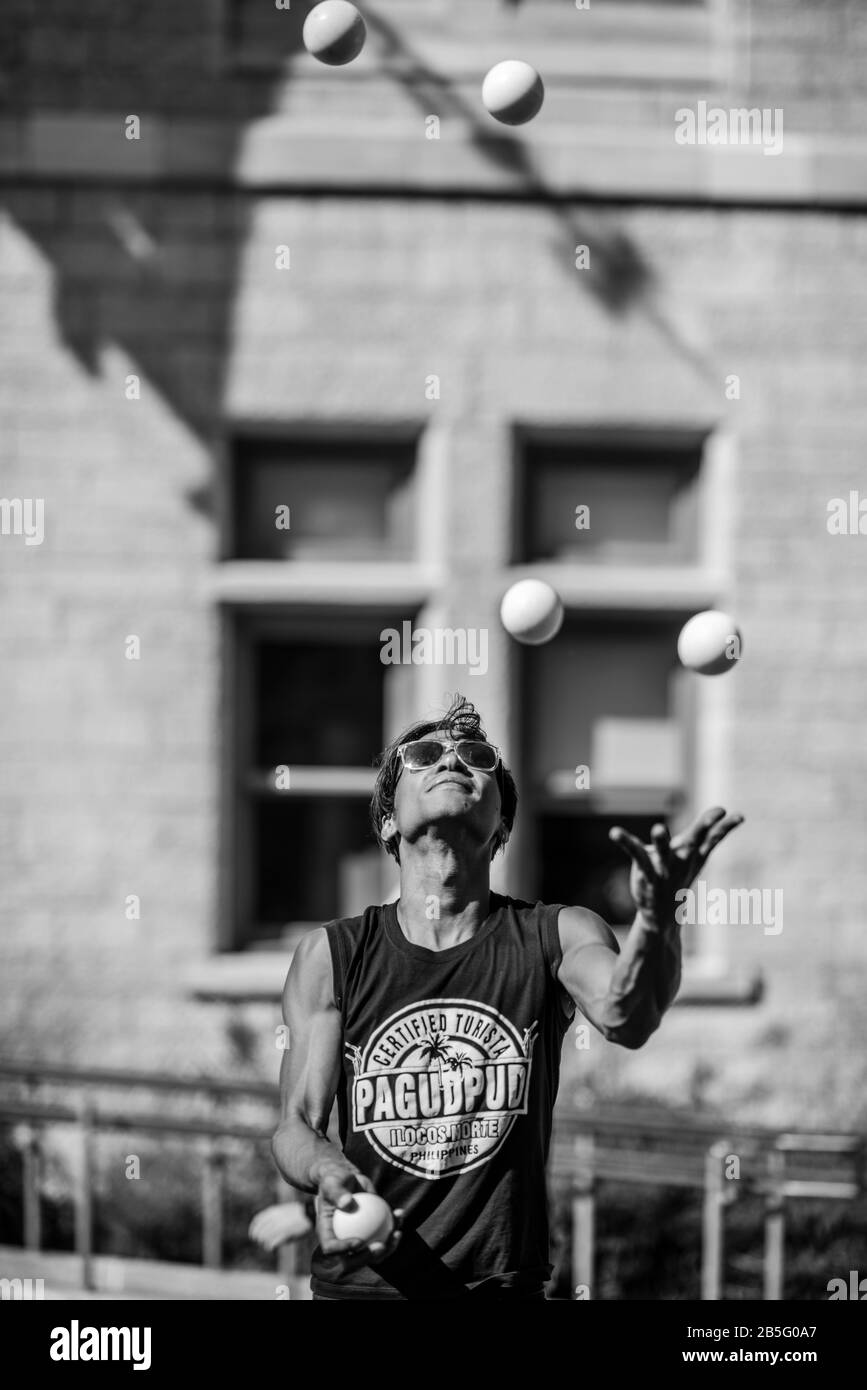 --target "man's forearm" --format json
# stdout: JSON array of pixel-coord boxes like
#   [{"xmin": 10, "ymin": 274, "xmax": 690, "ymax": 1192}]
[
  {"xmin": 272, "ymin": 1117, "xmax": 360, "ymax": 1195},
  {"xmin": 599, "ymin": 909, "xmax": 681, "ymax": 1048}
]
